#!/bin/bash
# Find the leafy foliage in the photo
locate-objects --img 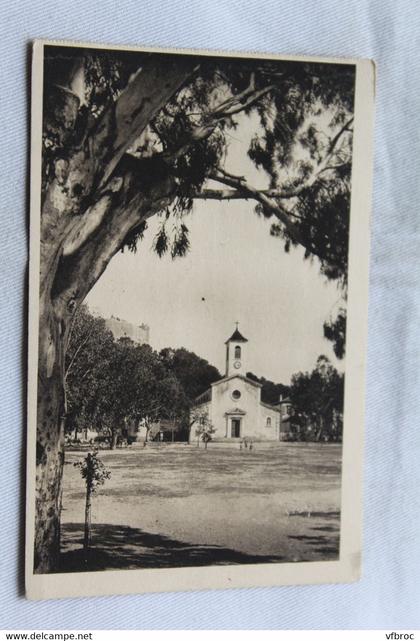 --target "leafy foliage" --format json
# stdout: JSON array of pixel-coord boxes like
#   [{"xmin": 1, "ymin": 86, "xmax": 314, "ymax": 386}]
[
  {"xmin": 65, "ymin": 306, "xmax": 185, "ymax": 443},
  {"xmin": 159, "ymin": 347, "xmax": 222, "ymax": 401},
  {"xmin": 270, "ymin": 181, "xmax": 350, "ymax": 285},
  {"xmin": 74, "ymin": 451, "xmax": 111, "ymax": 494},
  {"xmin": 194, "ymin": 414, "xmax": 216, "ymax": 448},
  {"xmin": 44, "ymin": 48, "xmax": 355, "ymax": 359},
  {"xmin": 43, "ymin": 48, "xmax": 354, "ymax": 276},
  {"xmin": 323, "ymin": 308, "xmax": 347, "ymax": 359},
  {"xmin": 289, "ymin": 355, "xmax": 344, "ymax": 441},
  {"xmin": 246, "ymin": 372, "xmax": 289, "ymax": 405},
  {"xmin": 74, "ymin": 450, "xmax": 111, "ymax": 553},
  {"xmin": 38, "ymin": 46, "xmax": 357, "ymax": 573},
  {"xmin": 65, "ymin": 306, "xmax": 115, "ymax": 434},
  {"xmin": 65, "ymin": 307, "xmax": 222, "ymax": 444}
]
